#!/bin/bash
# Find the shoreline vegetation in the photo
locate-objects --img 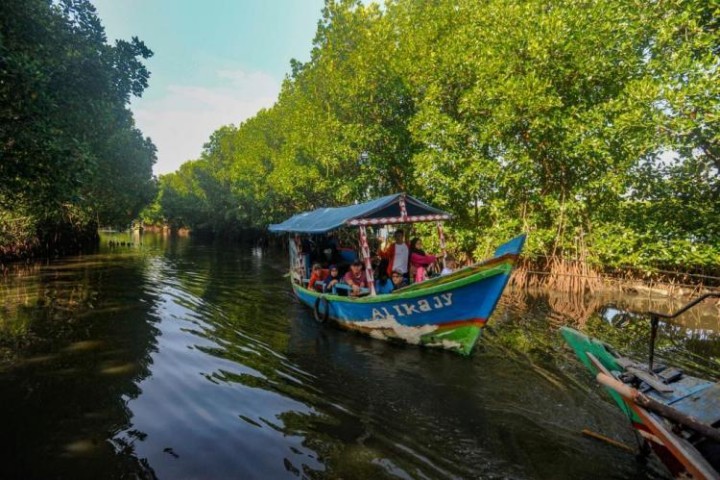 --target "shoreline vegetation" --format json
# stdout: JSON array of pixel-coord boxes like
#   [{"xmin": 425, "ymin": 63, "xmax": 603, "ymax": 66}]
[
  {"xmin": 510, "ymin": 259, "xmax": 720, "ymax": 298},
  {"xmin": 1, "ymin": 0, "xmax": 156, "ymax": 268},
  {"xmin": 7, "ymin": 225, "xmax": 718, "ymax": 300},
  {"xmin": 2, "ymin": 0, "xmax": 718, "ymax": 296}
]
